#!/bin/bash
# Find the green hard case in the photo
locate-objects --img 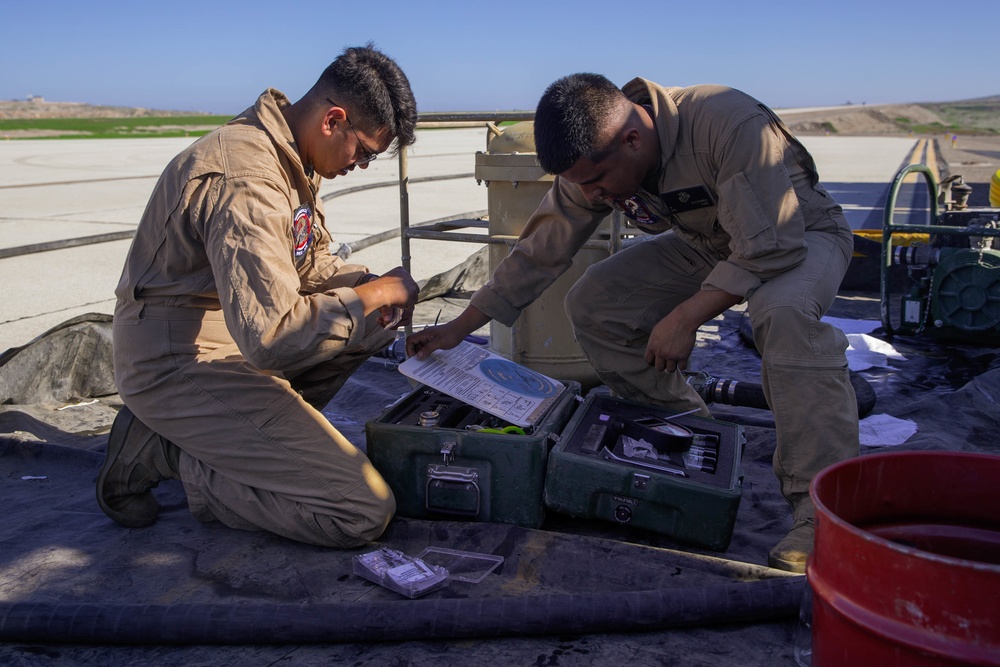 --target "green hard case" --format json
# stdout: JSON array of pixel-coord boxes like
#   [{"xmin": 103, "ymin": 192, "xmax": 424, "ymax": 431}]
[
  {"xmin": 366, "ymin": 382, "xmax": 581, "ymax": 529},
  {"xmin": 543, "ymin": 393, "xmax": 745, "ymax": 550}
]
